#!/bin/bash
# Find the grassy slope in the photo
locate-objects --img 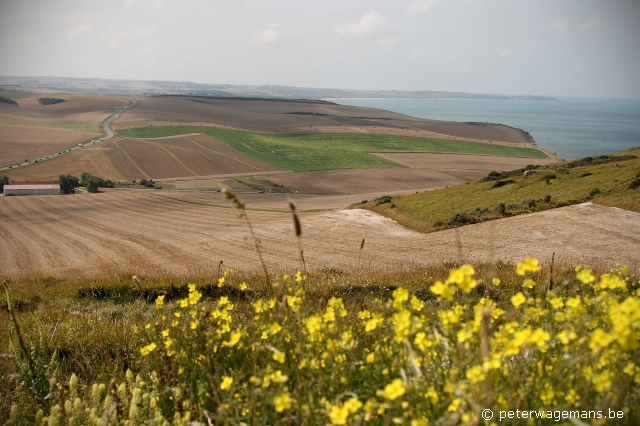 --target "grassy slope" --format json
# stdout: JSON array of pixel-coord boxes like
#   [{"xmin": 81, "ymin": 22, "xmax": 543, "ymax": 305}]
[
  {"xmin": 117, "ymin": 126, "xmax": 549, "ymax": 172},
  {"xmin": 361, "ymin": 148, "xmax": 640, "ymax": 233}
]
